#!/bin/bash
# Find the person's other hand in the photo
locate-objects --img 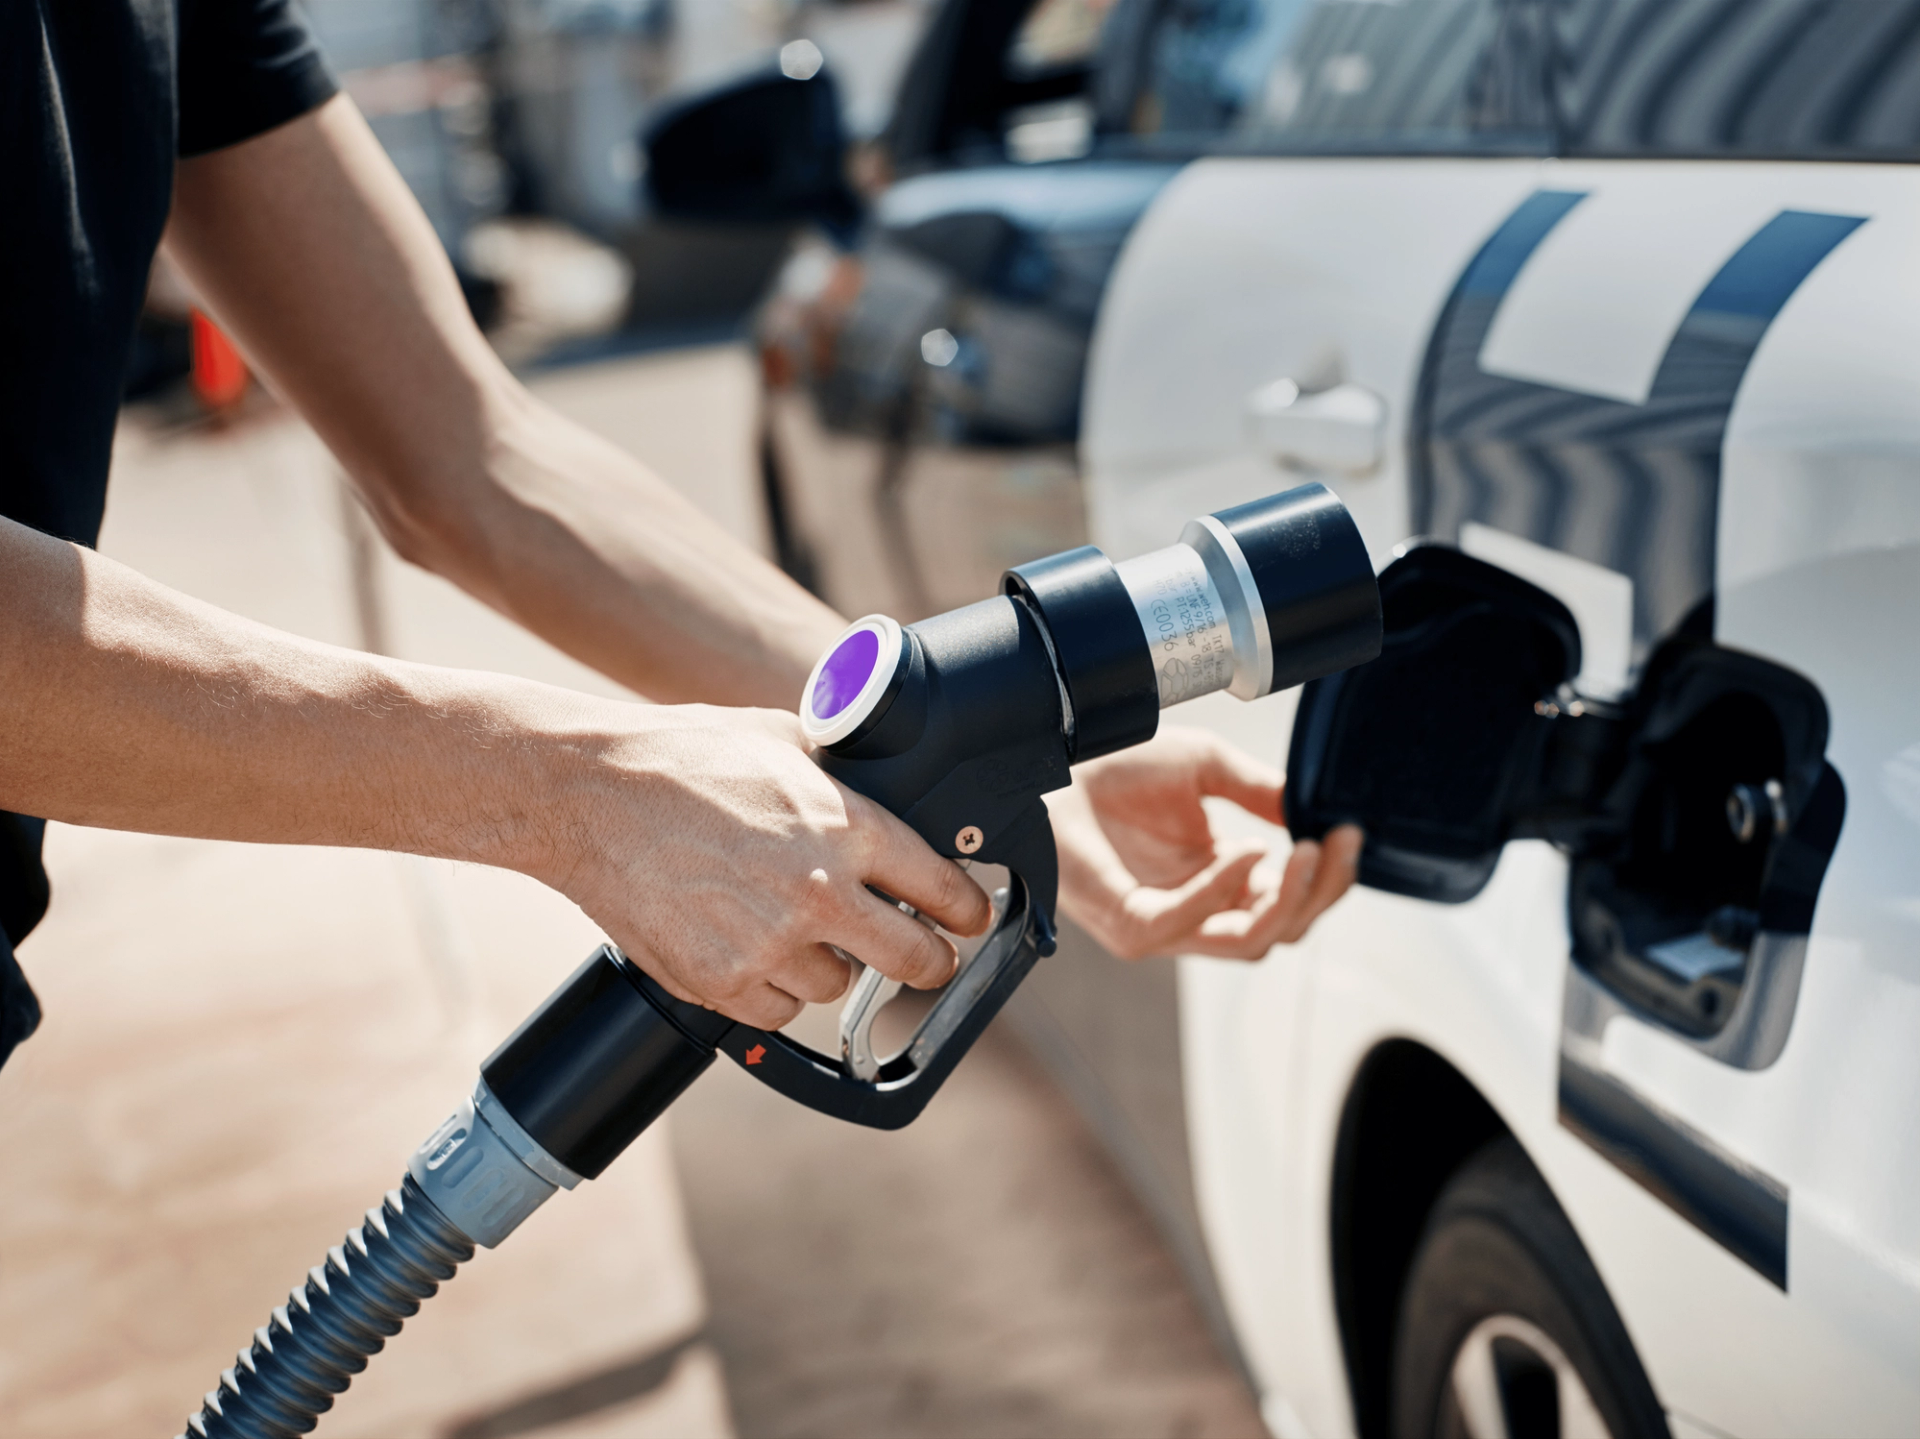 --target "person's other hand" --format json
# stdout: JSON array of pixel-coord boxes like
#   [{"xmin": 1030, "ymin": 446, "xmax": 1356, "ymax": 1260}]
[
  {"xmin": 543, "ymin": 704, "xmax": 991, "ymax": 1029},
  {"xmin": 1047, "ymin": 725, "xmax": 1362, "ymax": 961}
]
